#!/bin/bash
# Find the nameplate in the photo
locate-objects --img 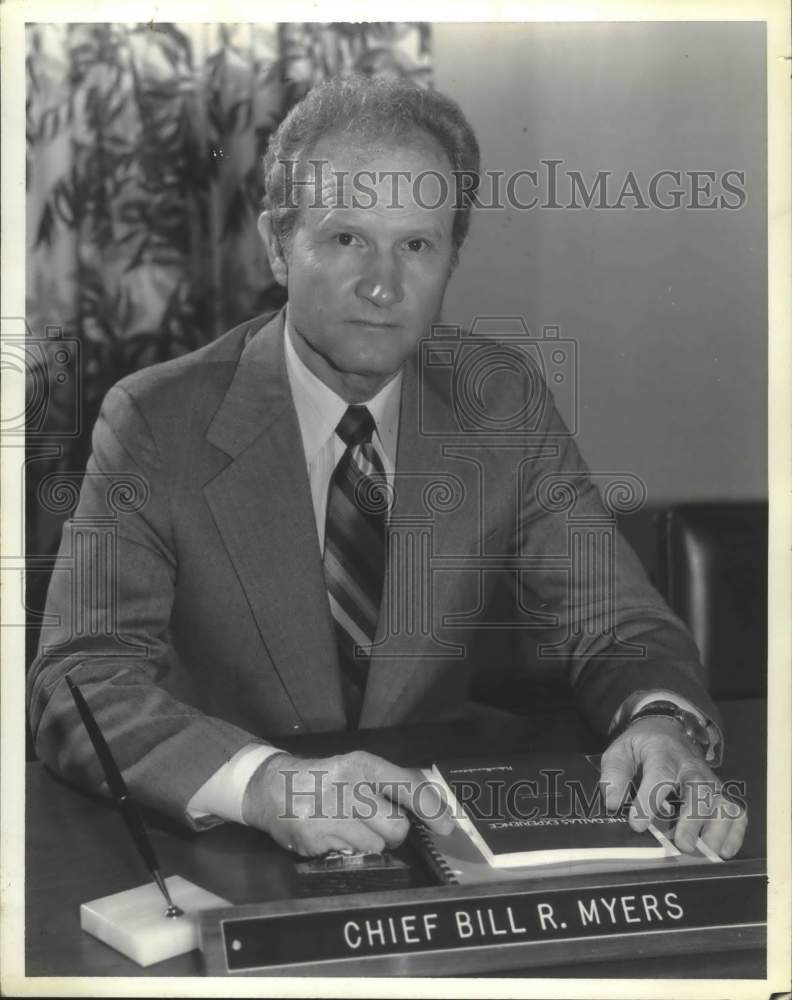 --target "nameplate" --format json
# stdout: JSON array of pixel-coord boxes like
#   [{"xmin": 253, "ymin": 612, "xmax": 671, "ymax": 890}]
[{"xmin": 200, "ymin": 861, "xmax": 766, "ymax": 976}]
